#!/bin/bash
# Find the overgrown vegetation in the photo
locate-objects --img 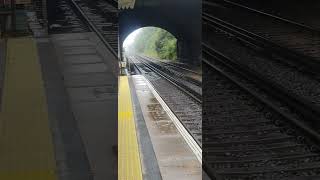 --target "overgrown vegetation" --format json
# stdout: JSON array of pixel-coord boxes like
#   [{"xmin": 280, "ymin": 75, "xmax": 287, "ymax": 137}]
[{"xmin": 125, "ymin": 27, "xmax": 177, "ymax": 60}]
